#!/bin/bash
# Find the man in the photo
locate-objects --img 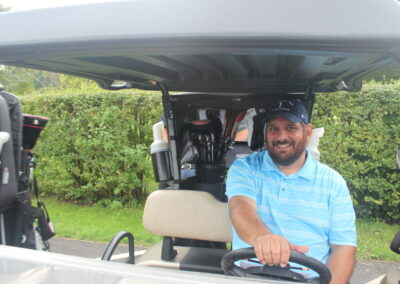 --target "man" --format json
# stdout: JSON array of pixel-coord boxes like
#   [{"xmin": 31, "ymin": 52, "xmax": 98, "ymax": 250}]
[{"xmin": 226, "ymin": 99, "xmax": 356, "ymax": 284}]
